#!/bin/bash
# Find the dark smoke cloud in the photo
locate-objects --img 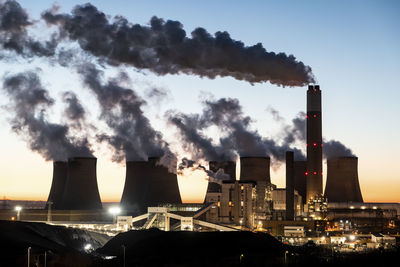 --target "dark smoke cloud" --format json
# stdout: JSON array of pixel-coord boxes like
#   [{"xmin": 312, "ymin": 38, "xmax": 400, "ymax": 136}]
[
  {"xmin": 0, "ymin": 0, "xmax": 57, "ymax": 57},
  {"xmin": 323, "ymin": 140, "xmax": 355, "ymax": 159},
  {"xmin": 167, "ymin": 111, "xmax": 235, "ymax": 161},
  {"xmin": 169, "ymin": 97, "xmax": 306, "ymax": 164},
  {"xmin": 1, "ymin": 71, "xmax": 93, "ymax": 161},
  {"xmin": 42, "ymin": 3, "xmax": 315, "ymax": 86},
  {"xmin": 268, "ymin": 107, "xmax": 355, "ymax": 159},
  {"xmin": 62, "ymin": 91, "xmax": 85, "ymax": 123},
  {"xmin": 202, "ymin": 98, "xmax": 306, "ymax": 161},
  {"xmin": 177, "ymin": 157, "xmax": 230, "ymax": 182},
  {"xmin": 77, "ymin": 63, "xmax": 170, "ymax": 162}
]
